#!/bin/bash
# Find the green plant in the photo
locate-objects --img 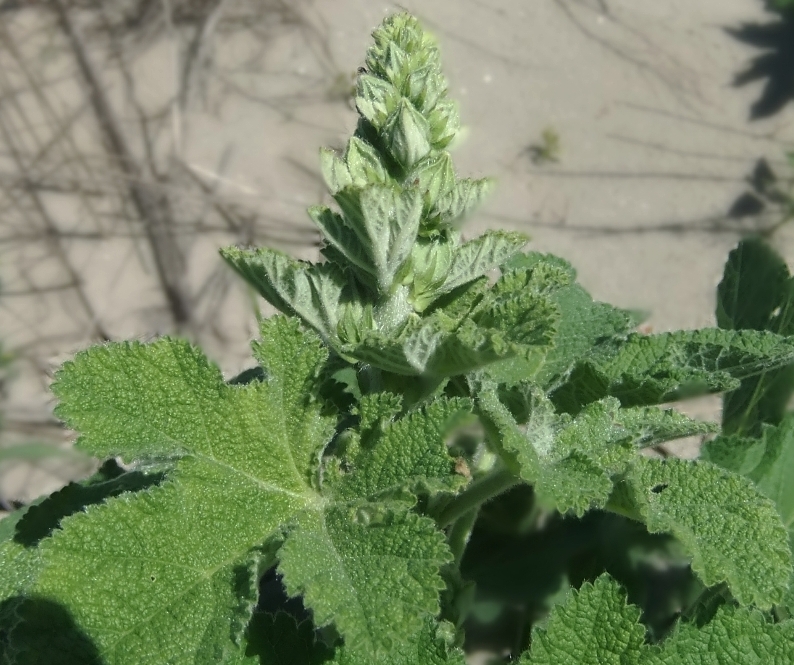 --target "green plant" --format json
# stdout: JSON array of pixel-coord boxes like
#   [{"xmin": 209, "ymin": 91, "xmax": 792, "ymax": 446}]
[{"xmin": 2, "ymin": 13, "xmax": 794, "ymax": 664}]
